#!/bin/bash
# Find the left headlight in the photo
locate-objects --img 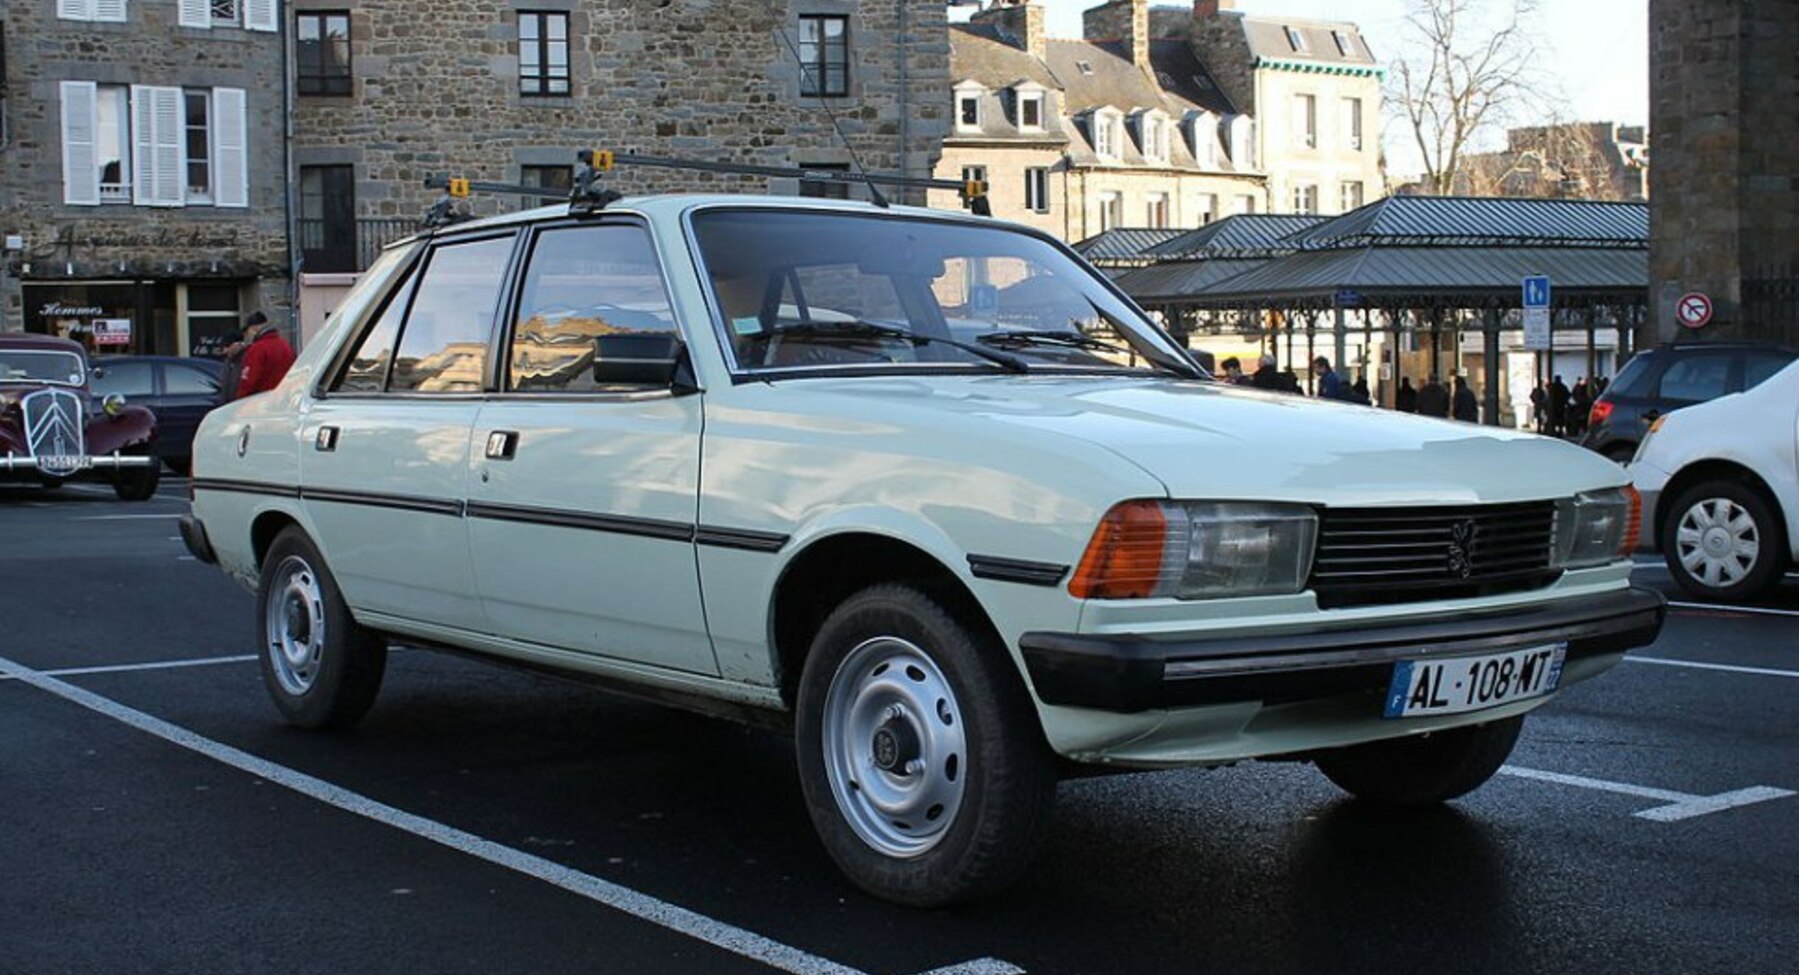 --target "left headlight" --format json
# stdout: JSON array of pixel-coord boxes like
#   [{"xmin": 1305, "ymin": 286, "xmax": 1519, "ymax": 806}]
[
  {"xmin": 1552, "ymin": 486, "xmax": 1640, "ymax": 569},
  {"xmin": 1070, "ymin": 500, "xmax": 1318, "ymax": 600},
  {"xmin": 102, "ymin": 393, "xmax": 127, "ymax": 417}
]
